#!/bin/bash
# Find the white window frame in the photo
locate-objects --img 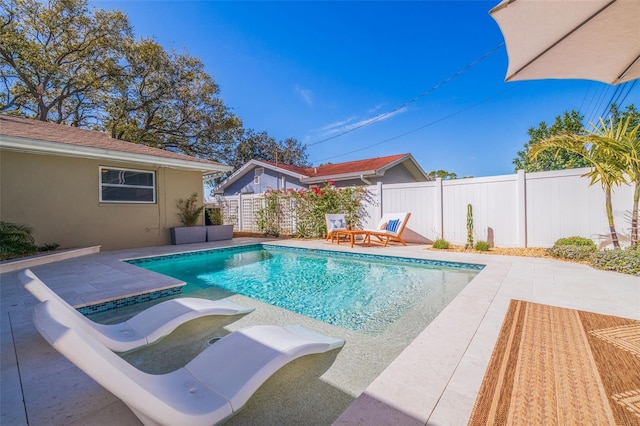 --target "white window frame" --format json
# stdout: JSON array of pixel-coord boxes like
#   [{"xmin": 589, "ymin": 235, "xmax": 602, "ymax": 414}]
[
  {"xmin": 254, "ymin": 175, "xmax": 260, "ymax": 185},
  {"xmin": 99, "ymin": 166, "xmax": 156, "ymax": 204}
]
